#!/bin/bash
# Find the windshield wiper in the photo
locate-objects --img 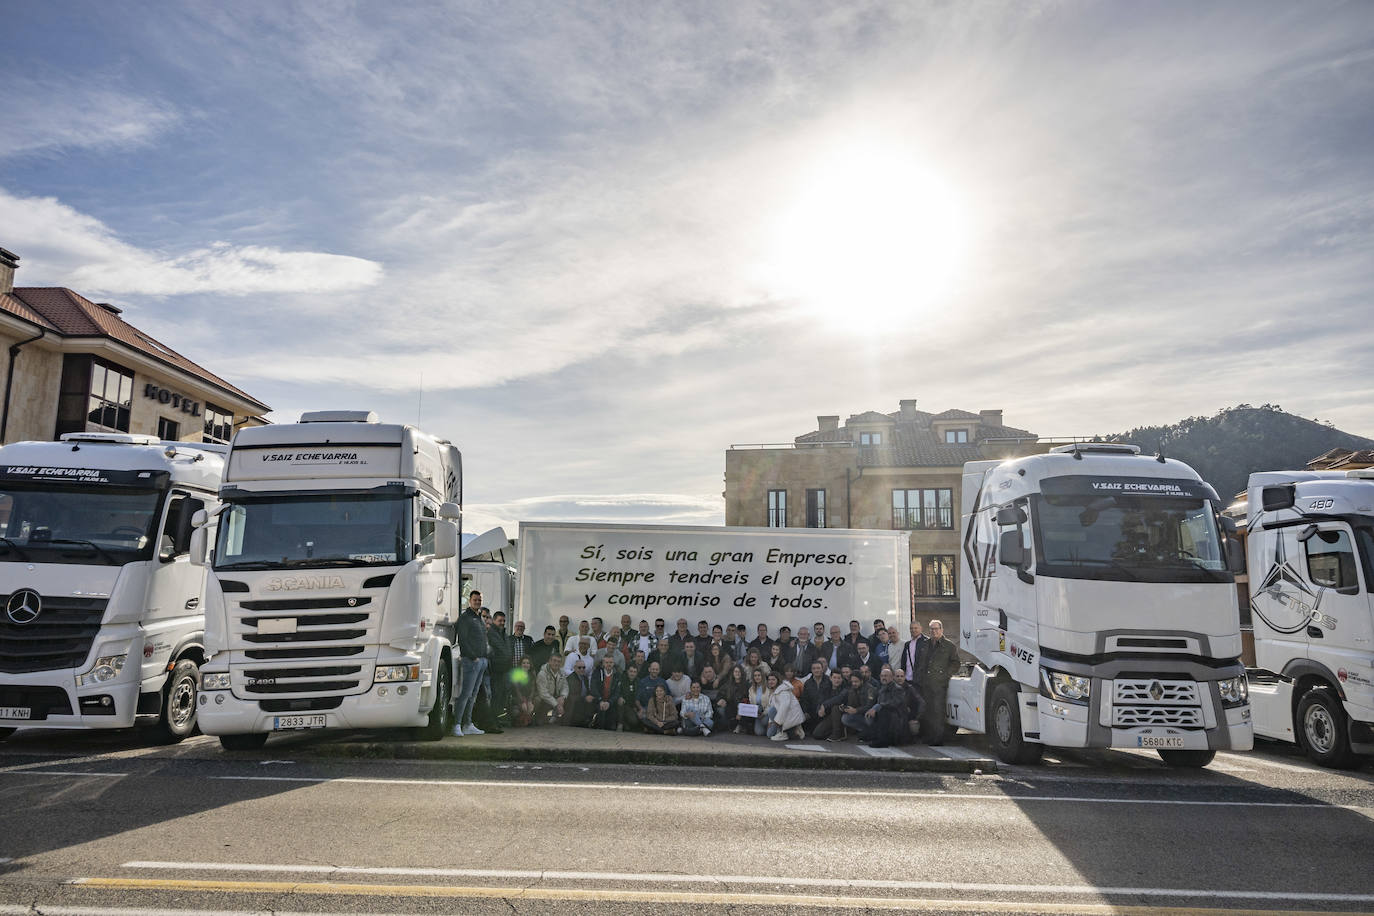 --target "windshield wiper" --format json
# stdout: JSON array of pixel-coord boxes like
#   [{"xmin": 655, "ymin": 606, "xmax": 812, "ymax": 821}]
[
  {"xmin": 0, "ymin": 537, "xmax": 31, "ymax": 560},
  {"xmin": 214, "ymin": 560, "xmax": 281, "ymax": 571},
  {"xmin": 43, "ymin": 537, "xmax": 119, "ymax": 565},
  {"xmin": 280, "ymin": 557, "xmax": 373, "ymax": 568}
]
